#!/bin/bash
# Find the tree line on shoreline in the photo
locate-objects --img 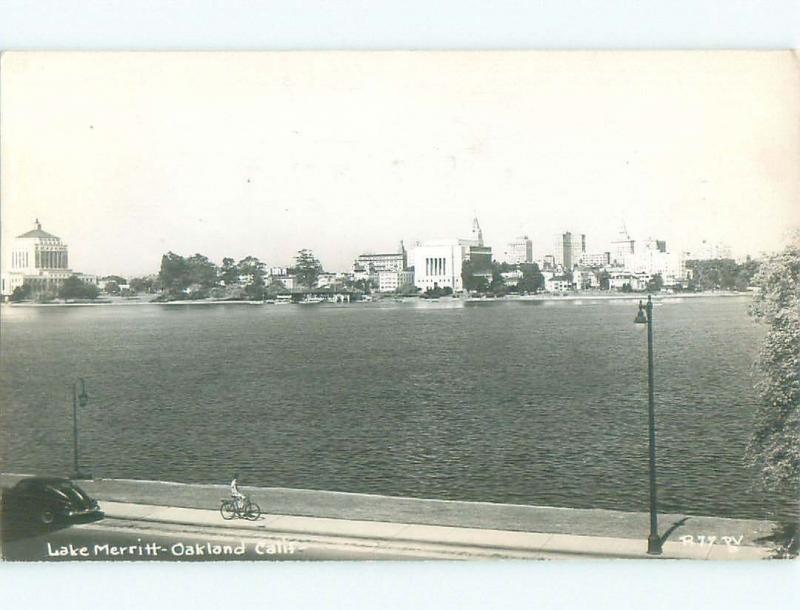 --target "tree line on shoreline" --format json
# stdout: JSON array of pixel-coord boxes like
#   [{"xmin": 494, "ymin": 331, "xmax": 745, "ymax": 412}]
[
  {"xmin": 9, "ymin": 252, "xmax": 764, "ymax": 302},
  {"xmin": 155, "ymin": 249, "xmax": 324, "ymax": 301}
]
